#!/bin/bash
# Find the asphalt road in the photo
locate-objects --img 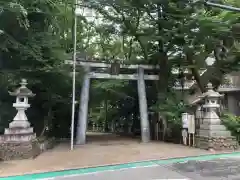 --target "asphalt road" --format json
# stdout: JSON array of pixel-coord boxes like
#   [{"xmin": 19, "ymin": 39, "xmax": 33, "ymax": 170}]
[{"xmin": 50, "ymin": 157, "xmax": 240, "ymax": 180}]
